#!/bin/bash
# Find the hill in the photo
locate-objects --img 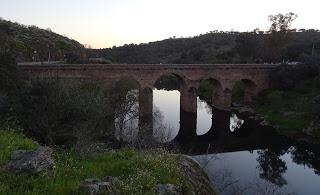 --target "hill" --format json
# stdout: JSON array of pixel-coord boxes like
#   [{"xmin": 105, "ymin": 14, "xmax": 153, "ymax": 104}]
[
  {"xmin": 0, "ymin": 18, "xmax": 85, "ymax": 62},
  {"xmin": 89, "ymin": 30, "xmax": 320, "ymax": 64},
  {"xmin": 1, "ymin": 18, "xmax": 319, "ymax": 64}
]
